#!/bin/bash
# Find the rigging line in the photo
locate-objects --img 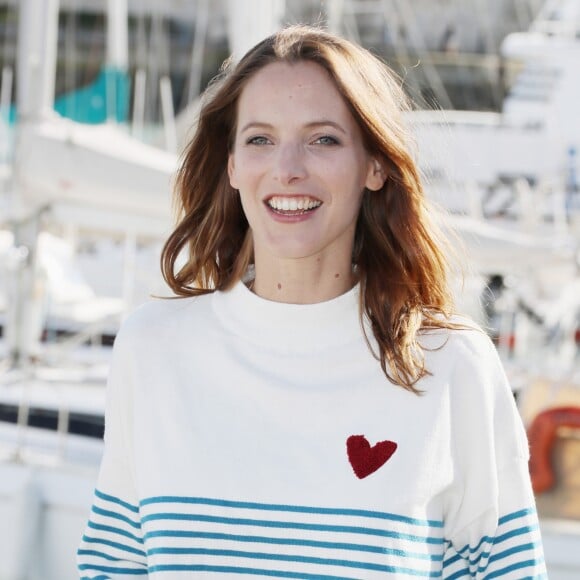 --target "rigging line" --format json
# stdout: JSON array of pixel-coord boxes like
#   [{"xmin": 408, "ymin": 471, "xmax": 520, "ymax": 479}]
[
  {"xmin": 324, "ymin": 0, "xmax": 346, "ymax": 35},
  {"xmin": 391, "ymin": 0, "xmax": 454, "ymax": 110},
  {"xmin": 341, "ymin": 0, "xmax": 362, "ymax": 45},
  {"xmin": 63, "ymin": 0, "xmax": 78, "ymax": 118},
  {"xmin": 513, "ymin": 0, "xmax": 533, "ymax": 31},
  {"xmin": 184, "ymin": 0, "xmax": 210, "ymax": 108},
  {"xmin": 133, "ymin": 3, "xmax": 148, "ymax": 128},
  {"xmin": 473, "ymin": 0, "xmax": 503, "ymax": 110},
  {"xmin": 147, "ymin": 7, "xmax": 170, "ymax": 124},
  {"xmin": 379, "ymin": 0, "xmax": 424, "ymax": 107}
]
